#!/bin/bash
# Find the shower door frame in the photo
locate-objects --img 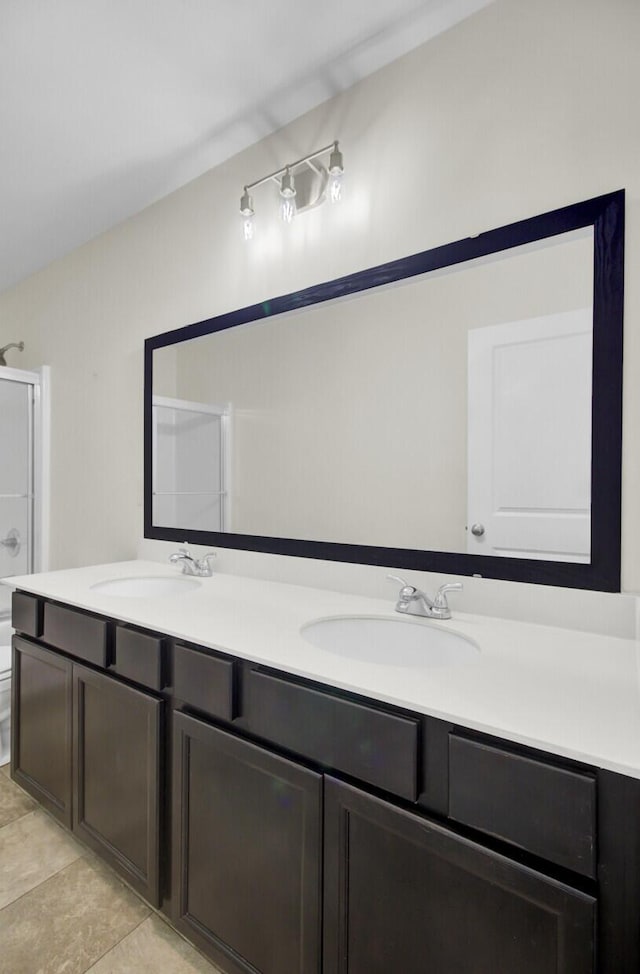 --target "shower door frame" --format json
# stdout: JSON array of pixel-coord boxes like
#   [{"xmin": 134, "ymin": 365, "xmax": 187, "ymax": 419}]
[
  {"xmin": 151, "ymin": 395, "xmax": 231, "ymax": 533},
  {"xmin": 0, "ymin": 365, "xmax": 50, "ymax": 578}
]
